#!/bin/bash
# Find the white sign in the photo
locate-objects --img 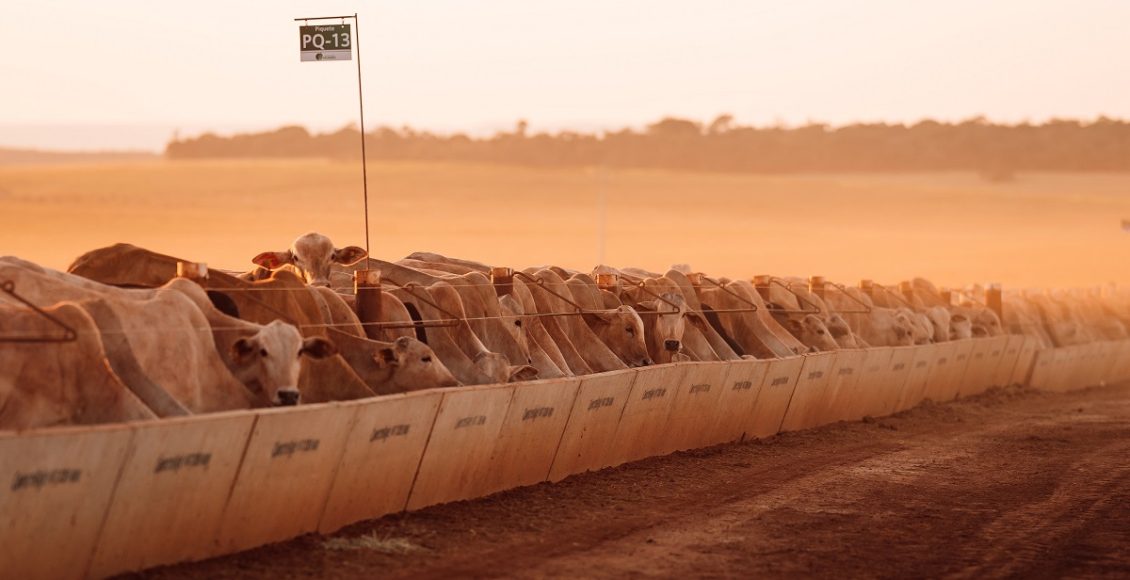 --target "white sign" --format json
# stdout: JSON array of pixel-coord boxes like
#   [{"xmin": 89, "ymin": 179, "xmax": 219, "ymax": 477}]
[{"xmin": 299, "ymin": 24, "xmax": 352, "ymax": 62}]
